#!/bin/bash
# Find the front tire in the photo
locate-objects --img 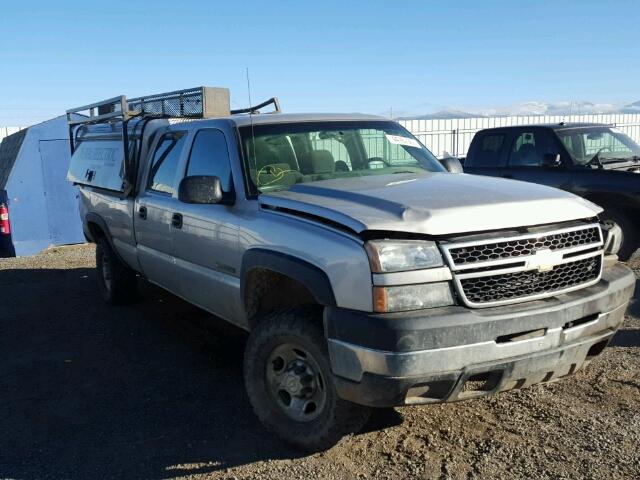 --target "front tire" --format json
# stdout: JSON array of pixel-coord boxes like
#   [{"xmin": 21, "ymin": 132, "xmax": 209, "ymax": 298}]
[
  {"xmin": 95, "ymin": 238, "xmax": 138, "ymax": 305},
  {"xmin": 600, "ymin": 209, "xmax": 638, "ymax": 261},
  {"xmin": 243, "ymin": 307, "xmax": 371, "ymax": 452}
]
